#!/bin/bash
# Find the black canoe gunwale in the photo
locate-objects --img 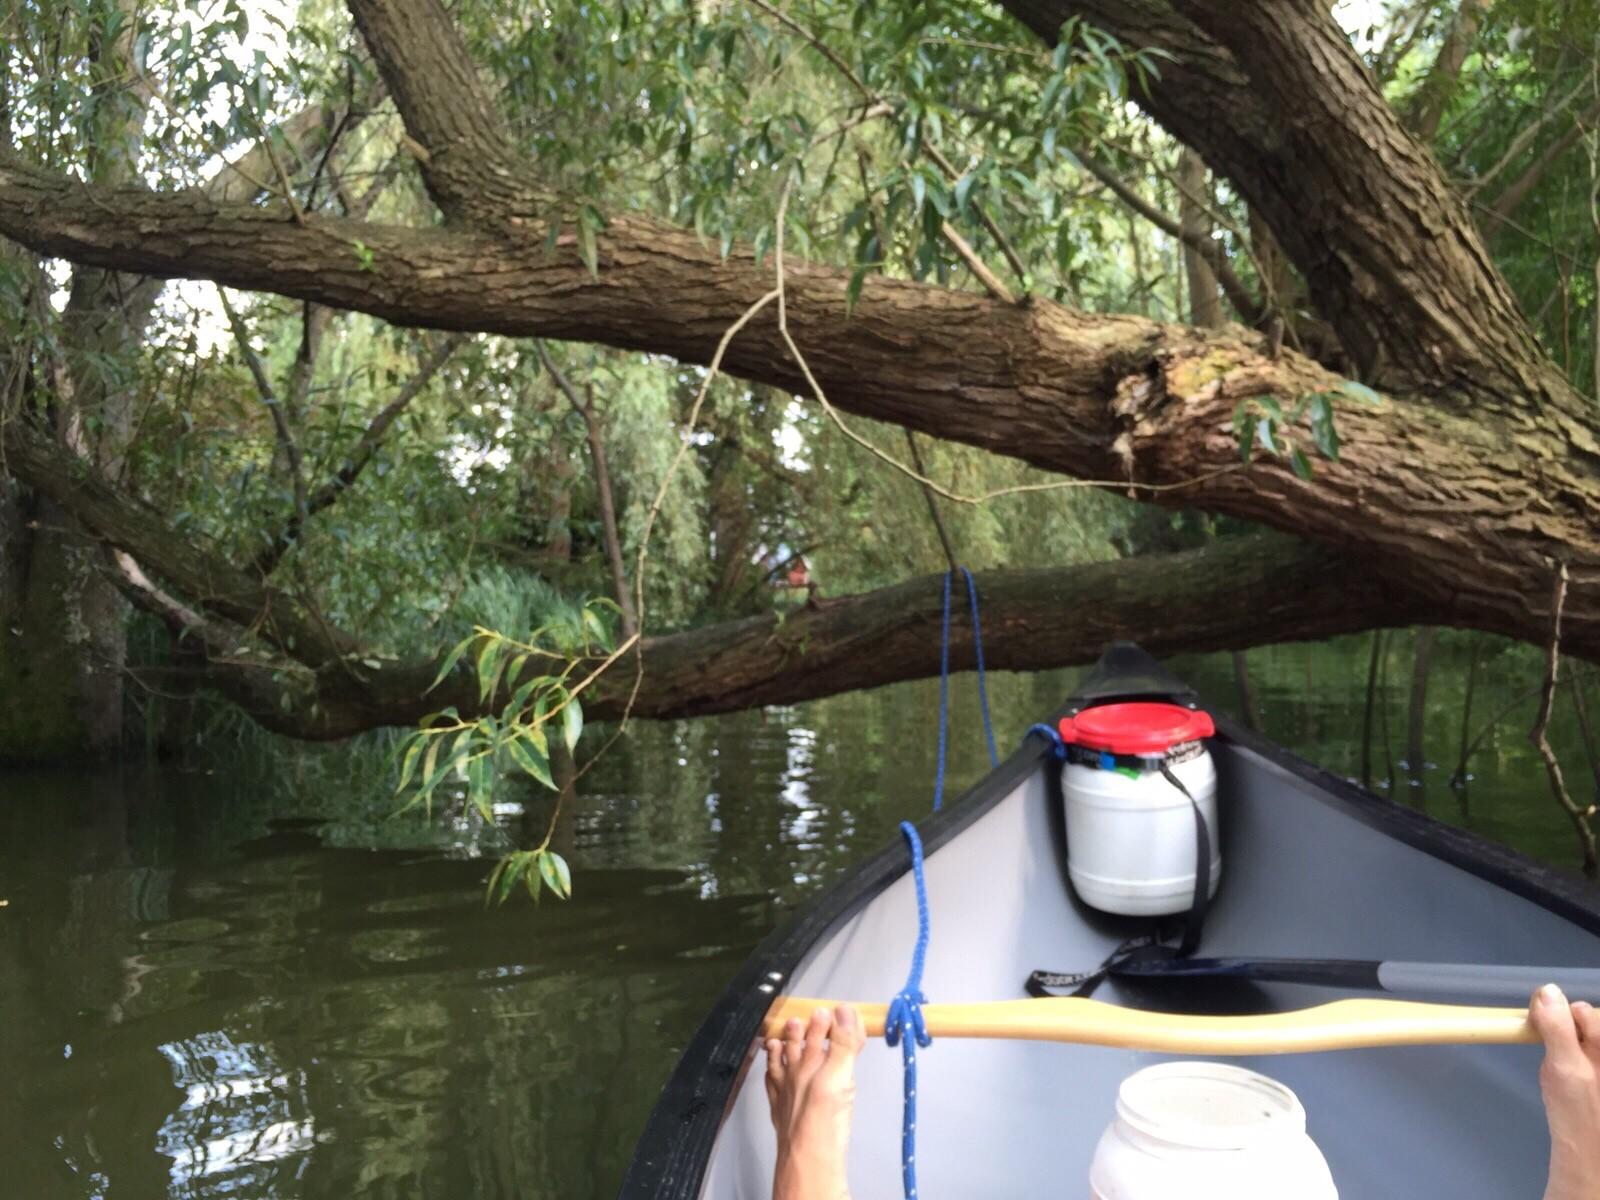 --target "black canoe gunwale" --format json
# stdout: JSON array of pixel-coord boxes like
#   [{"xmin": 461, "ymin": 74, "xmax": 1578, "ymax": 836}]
[{"xmin": 619, "ymin": 676, "xmax": 1600, "ymax": 1199}]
